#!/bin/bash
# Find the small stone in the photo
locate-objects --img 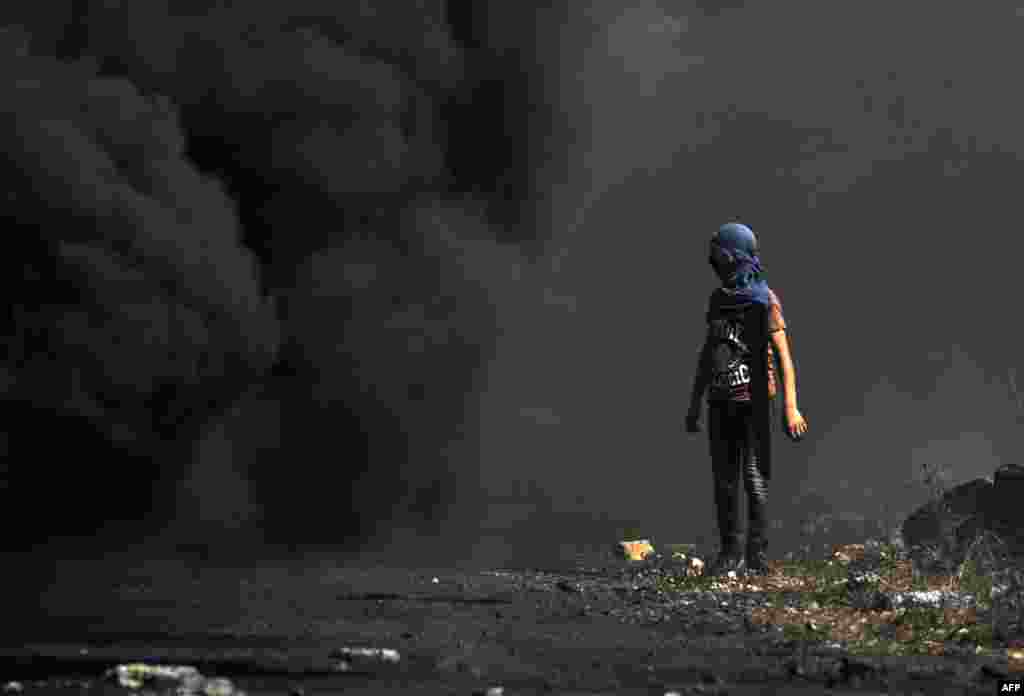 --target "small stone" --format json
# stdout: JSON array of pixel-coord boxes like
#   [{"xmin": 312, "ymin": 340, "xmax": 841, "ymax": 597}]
[
  {"xmin": 202, "ymin": 677, "xmax": 238, "ymax": 696},
  {"xmin": 831, "ymin": 543, "xmax": 866, "ymax": 564},
  {"xmin": 331, "ymin": 646, "xmax": 400, "ymax": 663},
  {"xmin": 104, "ymin": 664, "xmax": 204, "ymax": 691},
  {"xmin": 471, "ymin": 688, "xmax": 504, "ymax": 696},
  {"xmin": 2, "ymin": 683, "xmax": 23, "ymax": 694},
  {"xmin": 618, "ymin": 540, "xmax": 656, "ymax": 561}
]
